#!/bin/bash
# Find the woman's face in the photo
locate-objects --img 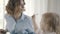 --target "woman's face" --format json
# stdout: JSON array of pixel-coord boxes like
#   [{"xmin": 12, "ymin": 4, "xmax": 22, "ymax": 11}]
[
  {"xmin": 20, "ymin": 0, "xmax": 25, "ymax": 9},
  {"xmin": 19, "ymin": 0, "xmax": 25, "ymax": 11},
  {"xmin": 14, "ymin": 0, "xmax": 25, "ymax": 14},
  {"xmin": 14, "ymin": 0, "xmax": 25, "ymax": 19}
]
